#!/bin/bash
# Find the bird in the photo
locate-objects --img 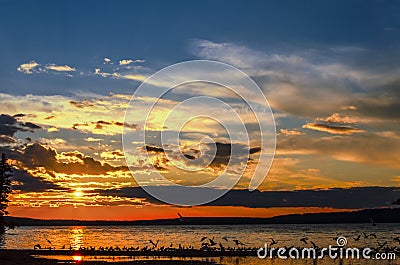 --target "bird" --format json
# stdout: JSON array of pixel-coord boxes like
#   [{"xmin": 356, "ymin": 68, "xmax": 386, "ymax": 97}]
[
  {"xmin": 369, "ymin": 233, "xmax": 377, "ymax": 239},
  {"xmin": 369, "ymin": 217, "xmax": 377, "ymax": 226},
  {"xmin": 200, "ymin": 237, "xmax": 208, "ymax": 242},
  {"xmin": 208, "ymin": 237, "xmax": 217, "ymax": 246},
  {"xmin": 353, "ymin": 235, "xmax": 361, "ymax": 241},
  {"xmin": 149, "ymin": 239, "xmax": 159, "ymax": 249},
  {"xmin": 269, "ymin": 238, "xmax": 278, "ymax": 246},
  {"xmin": 377, "ymin": 241, "xmax": 388, "ymax": 250},
  {"xmin": 222, "ymin": 236, "xmax": 229, "ymax": 242},
  {"xmin": 34, "ymin": 244, "xmax": 42, "ymax": 250},
  {"xmin": 300, "ymin": 237, "xmax": 308, "ymax": 244},
  {"xmin": 178, "ymin": 212, "xmax": 188, "ymax": 223},
  {"xmin": 219, "ymin": 243, "xmax": 225, "ymax": 251},
  {"xmin": 310, "ymin": 241, "xmax": 317, "ymax": 248},
  {"xmin": 233, "ymin": 239, "xmax": 245, "ymax": 246},
  {"xmin": 363, "ymin": 232, "xmax": 370, "ymax": 239}
]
